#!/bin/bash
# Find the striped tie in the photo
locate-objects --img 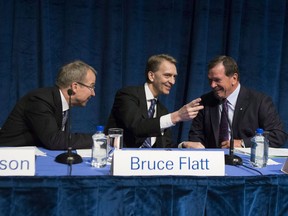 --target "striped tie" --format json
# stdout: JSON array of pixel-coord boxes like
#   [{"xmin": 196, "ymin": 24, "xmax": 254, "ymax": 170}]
[
  {"xmin": 141, "ymin": 99, "xmax": 157, "ymax": 148},
  {"xmin": 62, "ymin": 110, "xmax": 68, "ymax": 131}
]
